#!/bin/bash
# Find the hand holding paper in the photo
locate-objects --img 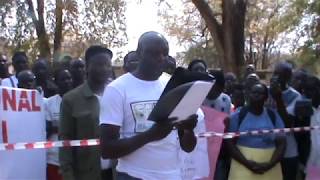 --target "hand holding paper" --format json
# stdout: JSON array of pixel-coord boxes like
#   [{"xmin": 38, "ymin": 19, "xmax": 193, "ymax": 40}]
[
  {"xmin": 174, "ymin": 114, "xmax": 198, "ymax": 131},
  {"xmin": 149, "ymin": 81, "xmax": 214, "ymax": 123}
]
